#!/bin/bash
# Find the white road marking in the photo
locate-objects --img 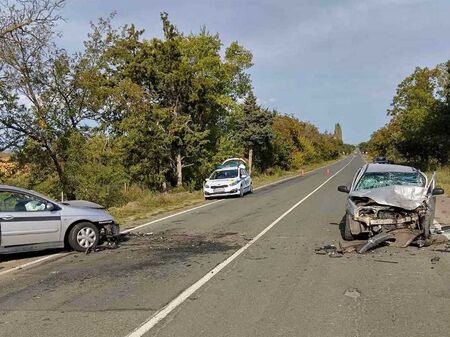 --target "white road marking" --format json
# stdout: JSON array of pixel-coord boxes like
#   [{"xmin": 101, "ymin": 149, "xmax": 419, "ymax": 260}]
[
  {"xmin": 122, "ymin": 157, "xmax": 347, "ymax": 234},
  {"xmin": 121, "ymin": 200, "xmax": 223, "ymax": 234},
  {"xmin": 125, "ymin": 156, "xmax": 355, "ymax": 337},
  {"xmin": 0, "ymin": 252, "xmax": 69, "ymax": 277}
]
